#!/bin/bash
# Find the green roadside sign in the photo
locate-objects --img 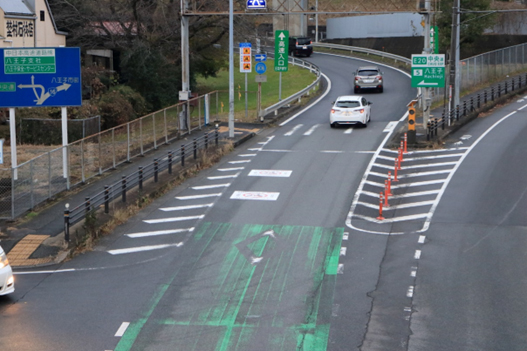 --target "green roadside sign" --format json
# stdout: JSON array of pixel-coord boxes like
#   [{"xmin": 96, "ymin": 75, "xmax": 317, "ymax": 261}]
[
  {"xmin": 411, "ymin": 54, "xmax": 445, "ymax": 88},
  {"xmin": 274, "ymin": 30, "xmax": 289, "ymax": 72}
]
